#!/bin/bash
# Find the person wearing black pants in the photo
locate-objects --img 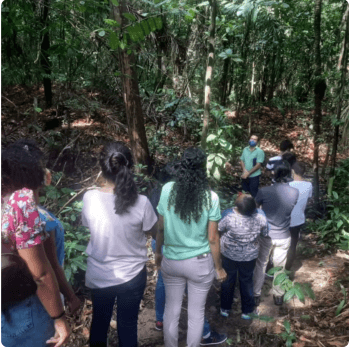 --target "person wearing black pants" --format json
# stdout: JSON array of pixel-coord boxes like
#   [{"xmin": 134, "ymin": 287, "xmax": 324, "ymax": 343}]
[{"xmin": 90, "ymin": 267, "xmax": 147, "ymax": 347}]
